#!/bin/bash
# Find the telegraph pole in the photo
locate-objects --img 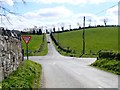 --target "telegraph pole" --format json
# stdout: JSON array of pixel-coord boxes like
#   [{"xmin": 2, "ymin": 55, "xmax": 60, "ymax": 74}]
[{"xmin": 82, "ymin": 16, "xmax": 86, "ymax": 54}]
